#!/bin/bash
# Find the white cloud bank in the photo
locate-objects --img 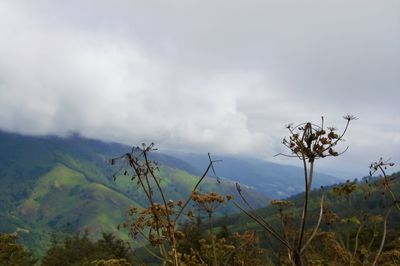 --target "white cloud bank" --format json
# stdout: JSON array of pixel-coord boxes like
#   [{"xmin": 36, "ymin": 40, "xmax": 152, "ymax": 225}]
[{"xmin": 0, "ymin": 1, "xmax": 399, "ymax": 176}]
